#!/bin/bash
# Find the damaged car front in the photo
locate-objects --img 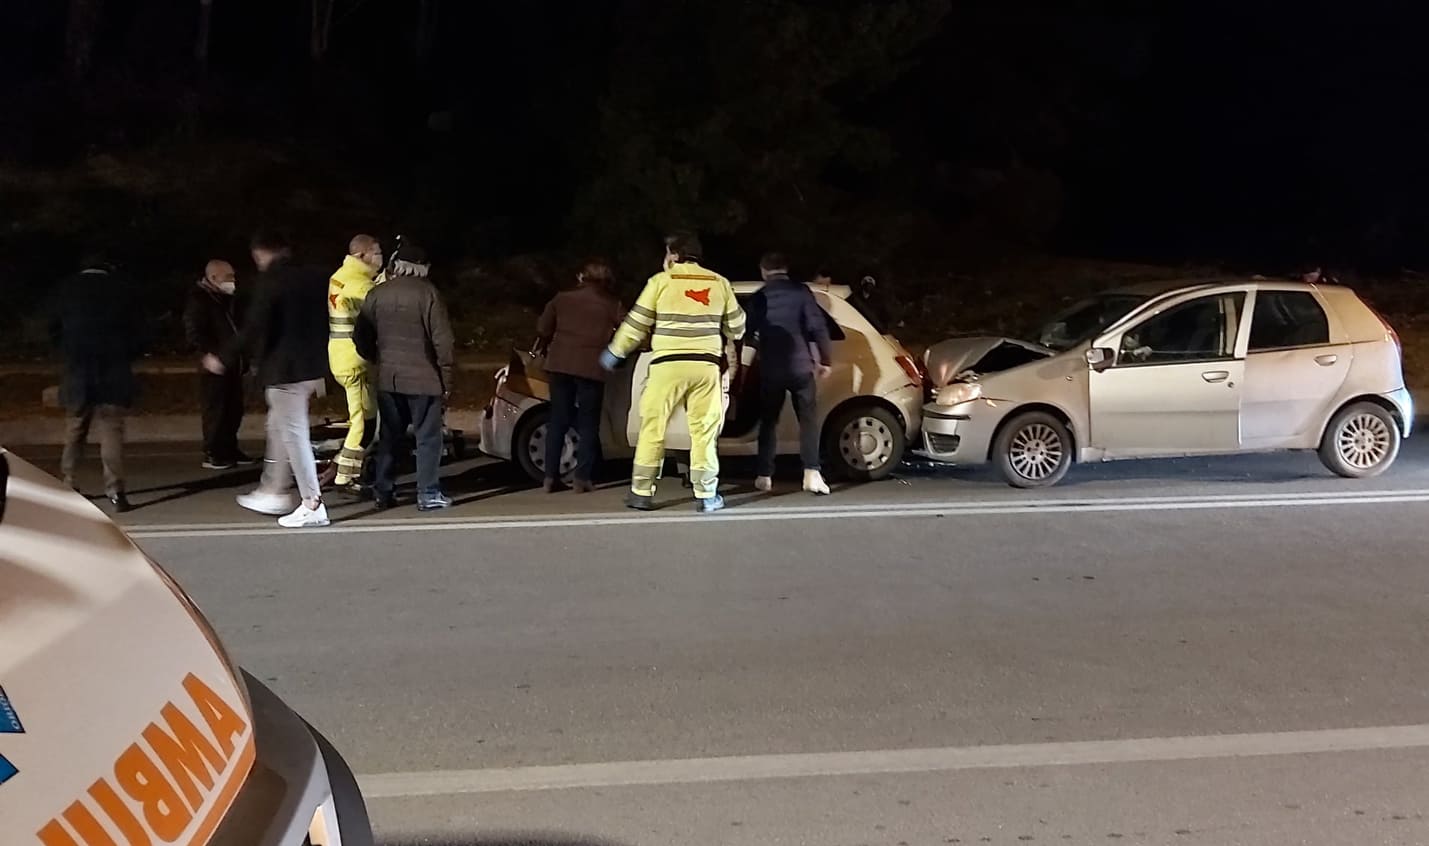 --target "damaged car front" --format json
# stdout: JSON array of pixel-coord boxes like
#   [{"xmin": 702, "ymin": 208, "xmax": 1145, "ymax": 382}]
[{"xmin": 916, "ymin": 289, "xmax": 1155, "ymax": 469}]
